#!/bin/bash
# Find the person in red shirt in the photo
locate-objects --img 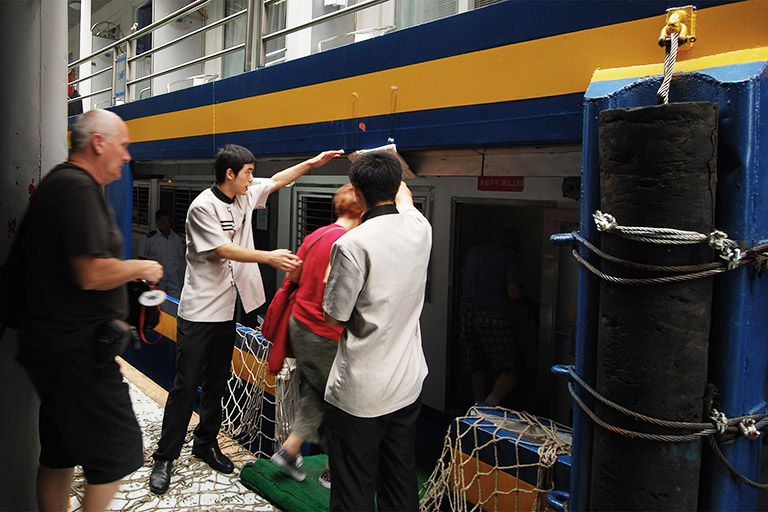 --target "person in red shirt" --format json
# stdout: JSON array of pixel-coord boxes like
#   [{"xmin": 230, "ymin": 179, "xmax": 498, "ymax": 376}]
[{"xmin": 270, "ymin": 184, "xmax": 362, "ymax": 489}]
